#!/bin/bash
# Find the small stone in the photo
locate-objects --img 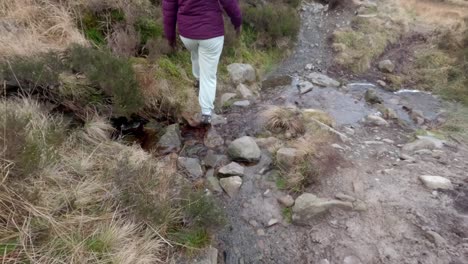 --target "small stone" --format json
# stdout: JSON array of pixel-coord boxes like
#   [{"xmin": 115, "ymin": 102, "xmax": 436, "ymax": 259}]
[
  {"xmin": 206, "ymin": 169, "xmax": 223, "ymax": 193},
  {"xmin": 237, "ymin": 83, "xmax": 254, "ymax": 99},
  {"xmin": 307, "ymin": 72, "xmax": 340, "ymax": 87},
  {"xmin": 319, "ymin": 260, "xmax": 330, "ymax": 264},
  {"xmin": 204, "ymin": 127, "xmax": 224, "ymax": 148},
  {"xmin": 249, "ymin": 220, "xmax": 259, "ymax": 227},
  {"xmin": 353, "ymin": 200, "xmax": 368, "ymax": 211},
  {"xmin": 365, "ymin": 114, "xmax": 389, "ymax": 126},
  {"xmin": 219, "ymin": 176, "xmax": 243, "ymax": 197},
  {"xmin": 220, "ymin": 93, "xmax": 237, "ymax": 106},
  {"xmin": 378, "ymin": 59, "xmax": 395, "ymax": 73},
  {"xmin": 335, "ymin": 193, "xmax": 356, "ymax": 202},
  {"xmin": 377, "ymin": 80, "xmax": 386, "ymax": 87},
  {"xmin": 267, "ymin": 218, "xmax": 279, "ymax": 227},
  {"xmin": 382, "ymin": 139, "xmax": 394, "ymax": 144},
  {"xmin": 344, "ymin": 127, "xmax": 355, "ymax": 135},
  {"xmin": 228, "ymin": 136, "xmax": 261, "ymax": 162},
  {"xmin": 399, "ymin": 153, "xmax": 415, "ymax": 162},
  {"xmin": 233, "ymin": 100, "xmax": 250, "ymax": 107},
  {"xmin": 299, "ymin": 81, "xmax": 314, "ymax": 94},
  {"xmin": 177, "ymin": 157, "xmax": 203, "ymax": 178},
  {"xmin": 419, "ymin": 175, "xmax": 453, "ymax": 190},
  {"xmin": 305, "ymin": 64, "xmax": 314, "ymax": 70},
  {"xmin": 218, "ymin": 162, "xmax": 245, "ymax": 177},
  {"xmin": 256, "ymin": 229, "xmax": 265, "ymax": 236},
  {"xmin": 331, "ymin": 144, "xmax": 345, "ymax": 150},
  {"xmin": 263, "ymin": 189, "xmax": 271, "ymax": 197},
  {"xmin": 278, "ymin": 195, "xmax": 295, "ymax": 207},
  {"xmin": 157, "ymin": 124, "xmax": 181, "ymax": 154}
]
